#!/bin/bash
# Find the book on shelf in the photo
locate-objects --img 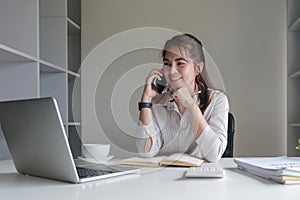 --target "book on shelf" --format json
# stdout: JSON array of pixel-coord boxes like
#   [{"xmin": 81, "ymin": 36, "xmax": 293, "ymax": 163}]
[
  {"xmin": 119, "ymin": 153, "xmax": 204, "ymax": 168},
  {"xmin": 234, "ymin": 156, "xmax": 300, "ymax": 184}
]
